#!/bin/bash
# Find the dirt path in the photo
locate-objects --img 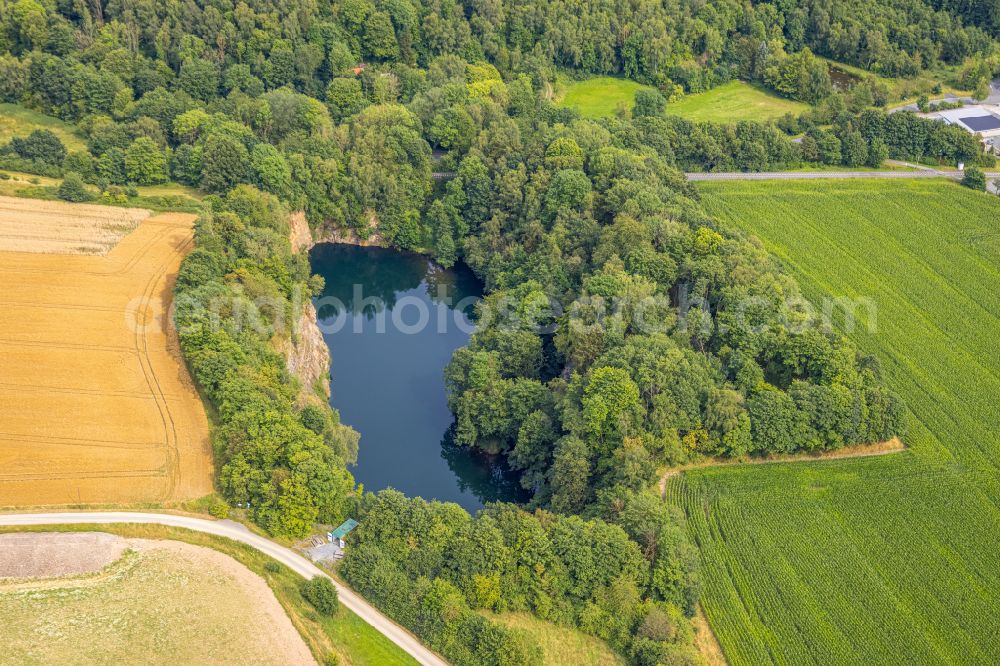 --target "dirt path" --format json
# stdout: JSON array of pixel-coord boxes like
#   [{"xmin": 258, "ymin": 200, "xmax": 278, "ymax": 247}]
[
  {"xmin": 0, "ymin": 211, "xmax": 213, "ymax": 506},
  {"xmin": 659, "ymin": 438, "xmax": 905, "ymax": 498}
]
